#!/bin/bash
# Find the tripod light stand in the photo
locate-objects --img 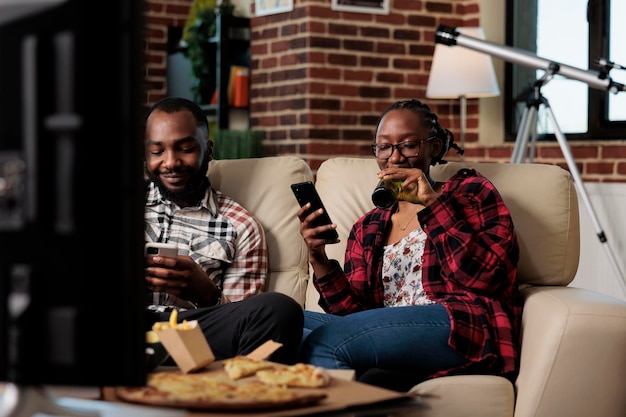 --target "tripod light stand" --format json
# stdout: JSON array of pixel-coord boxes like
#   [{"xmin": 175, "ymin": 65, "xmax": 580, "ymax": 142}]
[{"xmin": 433, "ymin": 25, "xmax": 626, "ymax": 294}]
